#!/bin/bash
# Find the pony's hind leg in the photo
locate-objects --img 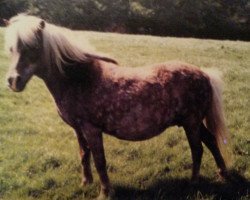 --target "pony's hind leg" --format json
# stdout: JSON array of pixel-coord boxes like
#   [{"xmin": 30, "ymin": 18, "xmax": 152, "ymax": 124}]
[
  {"xmin": 74, "ymin": 127, "xmax": 93, "ymax": 185},
  {"xmin": 183, "ymin": 123, "xmax": 203, "ymax": 182},
  {"xmin": 200, "ymin": 123, "xmax": 227, "ymax": 178}
]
